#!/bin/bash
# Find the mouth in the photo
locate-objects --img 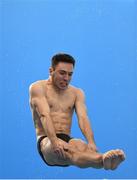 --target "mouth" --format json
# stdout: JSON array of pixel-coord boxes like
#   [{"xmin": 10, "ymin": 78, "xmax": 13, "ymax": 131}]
[{"xmin": 60, "ymin": 82, "xmax": 68, "ymax": 87}]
